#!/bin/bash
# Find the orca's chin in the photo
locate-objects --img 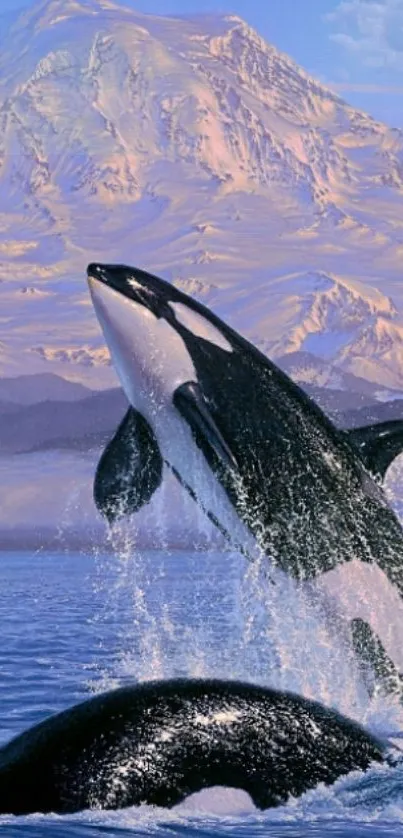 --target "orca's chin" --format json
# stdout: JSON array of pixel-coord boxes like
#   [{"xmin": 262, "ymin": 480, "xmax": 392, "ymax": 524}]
[
  {"xmin": 87, "ymin": 263, "xmax": 135, "ymax": 303},
  {"xmin": 87, "ymin": 264, "xmax": 120, "ymax": 299},
  {"xmin": 87, "ymin": 263, "xmax": 102, "ymax": 278},
  {"xmin": 87, "ymin": 266, "xmax": 198, "ymax": 415},
  {"xmin": 87, "ymin": 263, "xmax": 107, "ymax": 285},
  {"xmin": 87, "ymin": 262, "xmax": 170, "ymax": 321}
]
